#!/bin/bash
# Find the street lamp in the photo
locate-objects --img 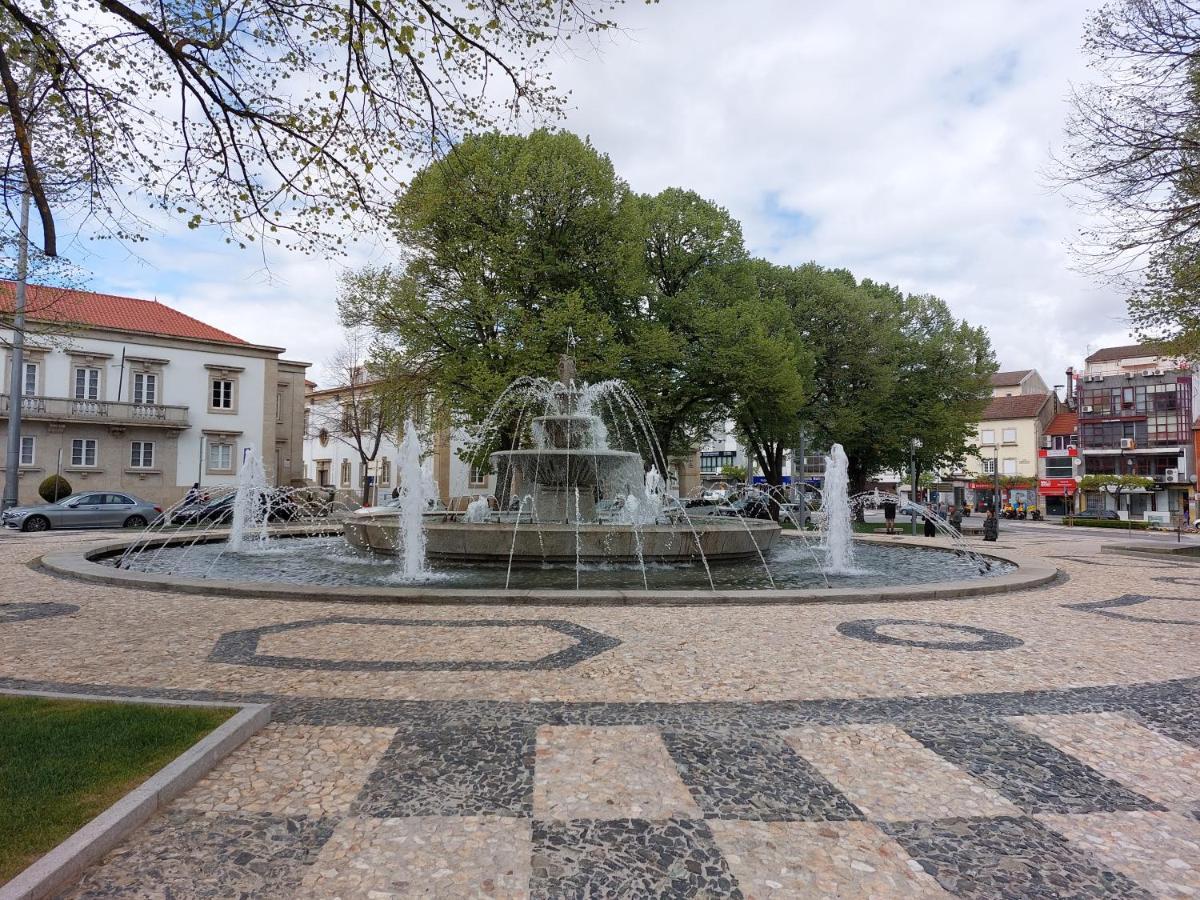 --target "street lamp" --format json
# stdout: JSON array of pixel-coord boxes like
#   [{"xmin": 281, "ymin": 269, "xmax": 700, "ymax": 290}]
[{"xmin": 910, "ymin": 438, "xmax": 922, "ymax": 535}]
